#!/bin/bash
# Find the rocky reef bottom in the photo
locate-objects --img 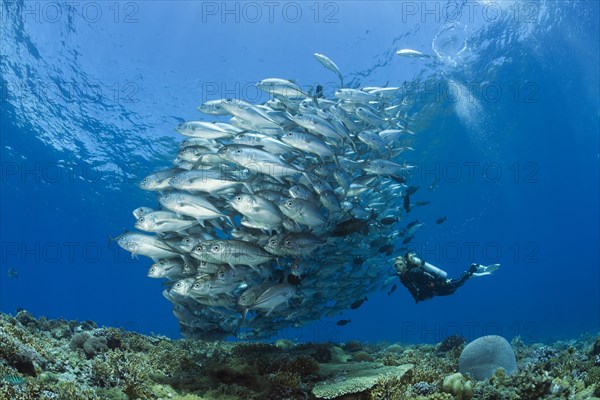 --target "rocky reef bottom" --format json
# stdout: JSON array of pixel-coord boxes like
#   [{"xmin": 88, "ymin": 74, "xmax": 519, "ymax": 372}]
[{"xmin": 1, "ymin": 311, "xmax": 600, "ymax": 400}]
